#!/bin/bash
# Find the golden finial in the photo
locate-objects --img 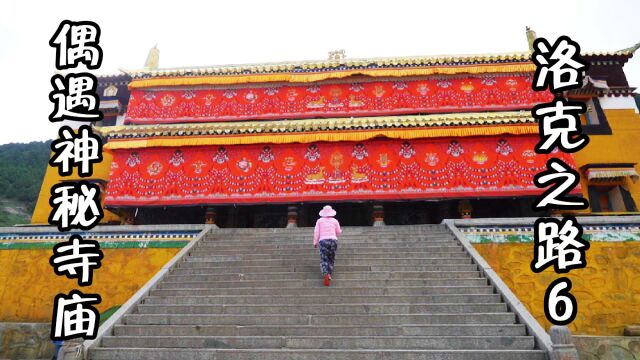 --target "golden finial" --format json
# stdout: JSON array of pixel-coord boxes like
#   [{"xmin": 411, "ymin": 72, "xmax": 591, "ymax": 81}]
[
  {"xmin": 328, "ymin": 49, "xmax": 346, "ymax": 61},
  {"xmin": 526, "ymin": 27, "xmax": 537, "ymax": 52},
  {"xmin": 144, "ymin": 44, "xmax": 160, "ymax": 70}
]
